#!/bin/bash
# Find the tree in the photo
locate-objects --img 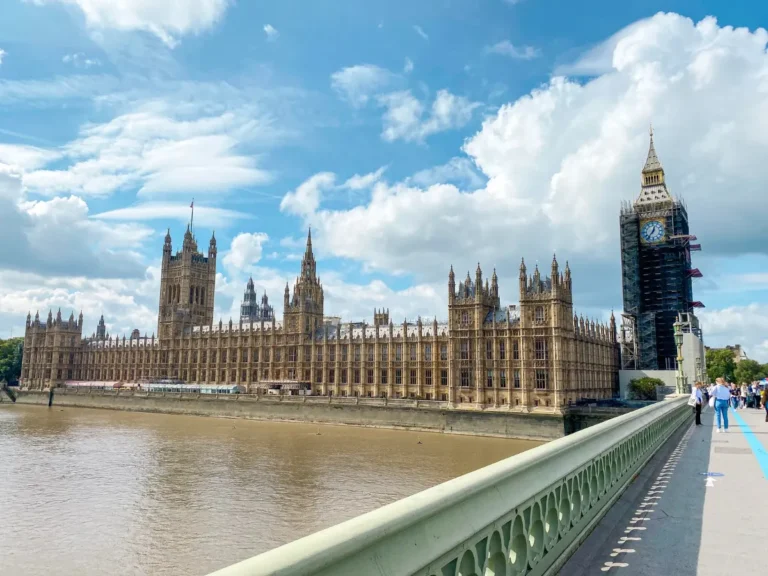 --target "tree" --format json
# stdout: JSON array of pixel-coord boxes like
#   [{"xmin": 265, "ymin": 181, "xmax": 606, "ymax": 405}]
[
  {"xmin": 0, "ymin": 337, "xmax": 24, "ymax": 384},
  {"xmin": 629, "ymin": 377, "xmax": 664, "ymax": 400},
  {"xmin": 734, "ymin": 359, "xmax": 766, "ymax": 384},
  {"xmin": 706, "ymin": 349, "xmax": 736, "ymax": 382}
]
